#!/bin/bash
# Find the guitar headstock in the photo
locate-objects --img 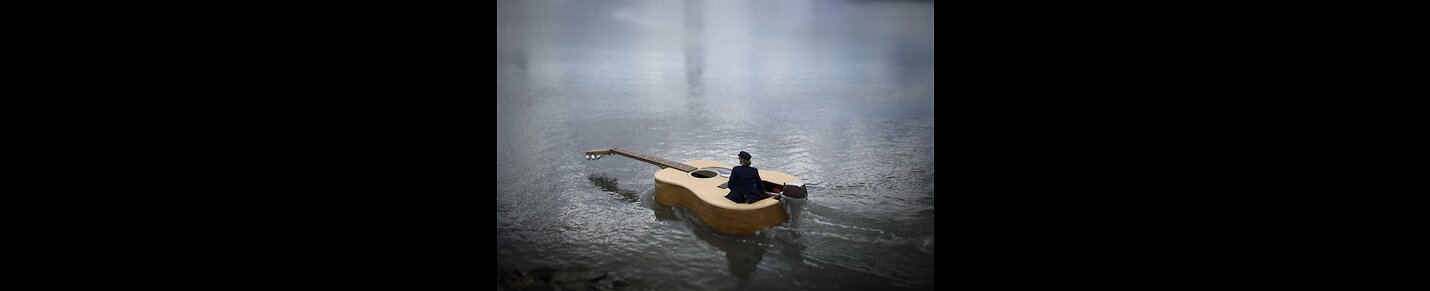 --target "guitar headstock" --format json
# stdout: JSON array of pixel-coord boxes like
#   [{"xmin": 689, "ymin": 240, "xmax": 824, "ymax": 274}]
[{"xmin": 584, "ymin": 149, "xmax": 612, "ymax": 160}]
